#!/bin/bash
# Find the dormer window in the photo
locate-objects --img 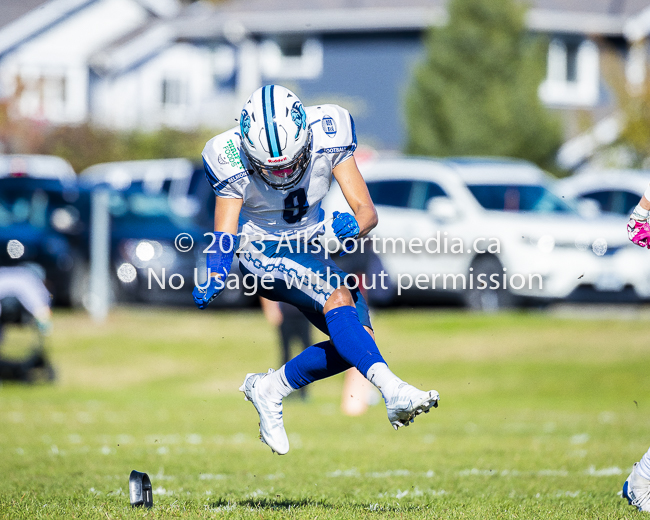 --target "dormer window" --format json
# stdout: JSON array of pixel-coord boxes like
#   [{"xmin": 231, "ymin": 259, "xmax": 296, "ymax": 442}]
[
  {"xmin": 259, "ymin": 37, "xmax": 323, "ymax": 80},
  {"xmin": 539, "ymin": 38, "xmax": 600, "ymax": 107}
]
